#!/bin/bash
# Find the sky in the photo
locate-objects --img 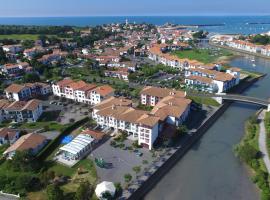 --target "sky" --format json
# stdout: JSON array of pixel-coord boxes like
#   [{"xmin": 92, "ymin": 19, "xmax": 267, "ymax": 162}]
[{"xmin": 1, "ymin": 0, "xmax": 270, "ymax": 17}]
